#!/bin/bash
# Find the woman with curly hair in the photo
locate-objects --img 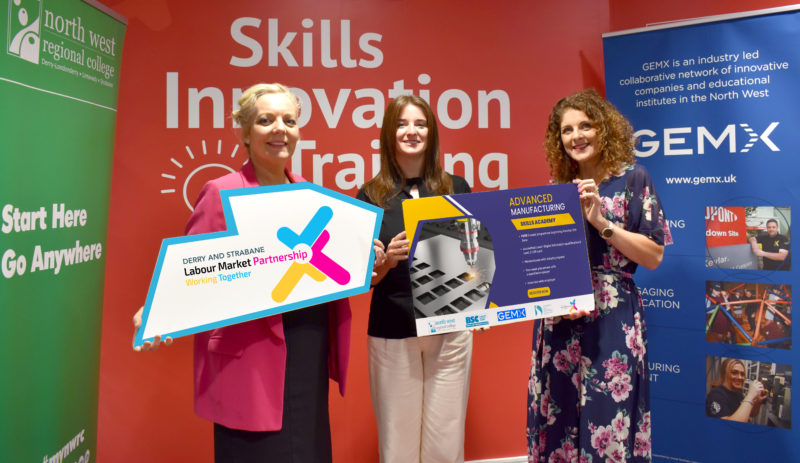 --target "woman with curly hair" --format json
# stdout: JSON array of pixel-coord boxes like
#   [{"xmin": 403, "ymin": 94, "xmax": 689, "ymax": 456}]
[{"xmin": 527, "ymin": 89, "xmax": 672, "ymax": 463}]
